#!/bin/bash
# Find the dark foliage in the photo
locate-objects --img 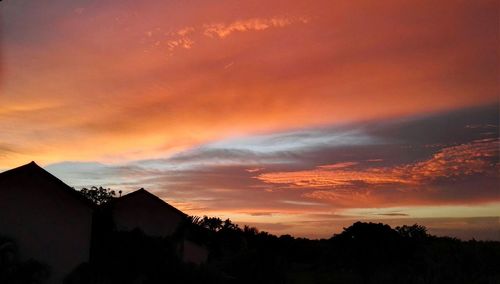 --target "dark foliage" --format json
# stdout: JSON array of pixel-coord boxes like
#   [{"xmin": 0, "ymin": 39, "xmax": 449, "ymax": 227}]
[
  {"xmin": 0, "ymin": 236, "xmax": 50, "ymax": 284},
  {"xmin": 182, "ymin": 218, "xmax": 500, "ymax": 284},
  {"xmin": 78, "ymin": 186, "xmax": 116, "ymax": 205},
  {"xmin": 17, "ymin": 212, "xmax": 499, "ymax": 284},
  {"xmin": 65, "ymin": 228, "xmax": 226, "ymax": 284}
]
